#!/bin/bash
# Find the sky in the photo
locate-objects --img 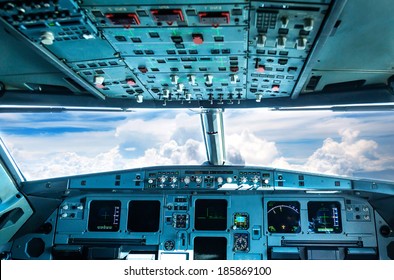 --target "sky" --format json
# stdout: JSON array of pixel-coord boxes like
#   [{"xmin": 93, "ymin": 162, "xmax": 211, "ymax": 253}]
[{"xmin": 1, "ymin": 109, "xmax": 394, "ymax": 181}]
